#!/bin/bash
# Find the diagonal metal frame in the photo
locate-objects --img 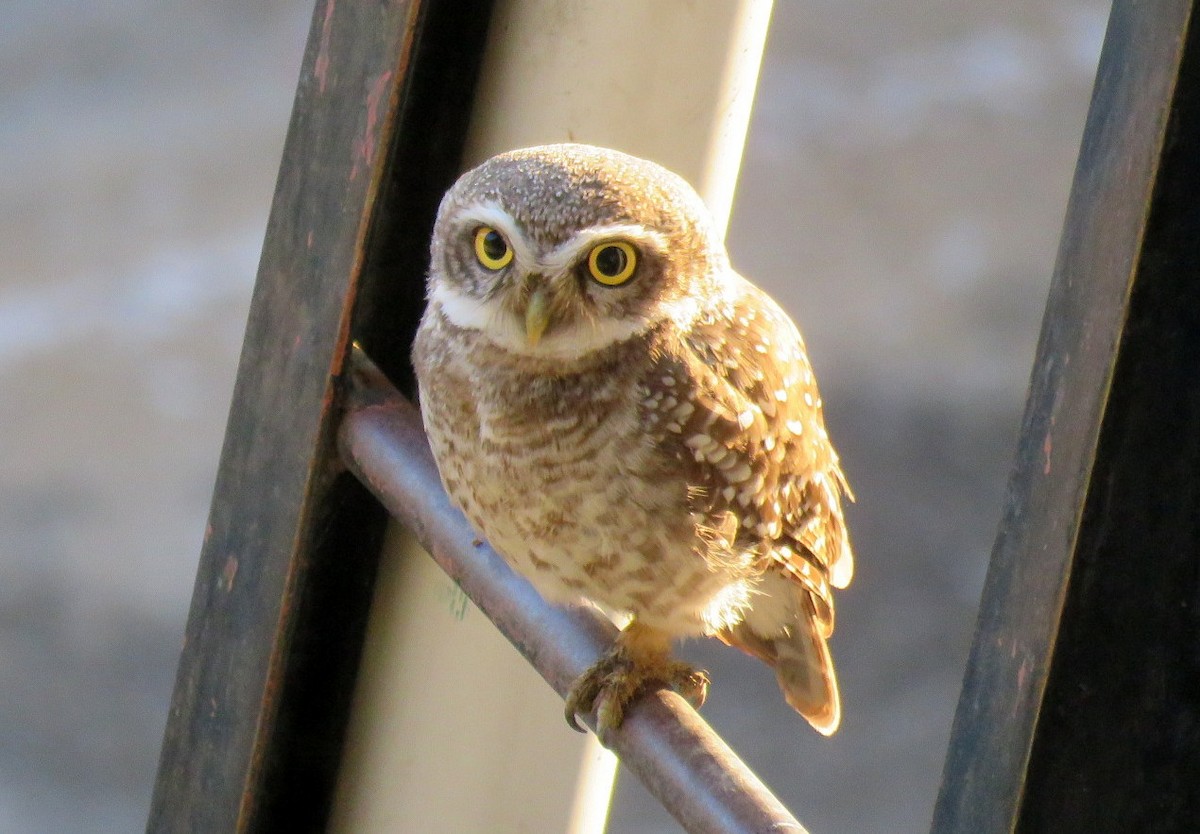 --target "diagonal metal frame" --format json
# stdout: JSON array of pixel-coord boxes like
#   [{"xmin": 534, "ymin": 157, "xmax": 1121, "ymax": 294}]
[
  {"xmin": 933, "ymin": 1, "xmax": 1200, "ymax": 830},
  {"xmin": 149, "ymin": 1, "xmax": 493, "ymax": 830}
]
